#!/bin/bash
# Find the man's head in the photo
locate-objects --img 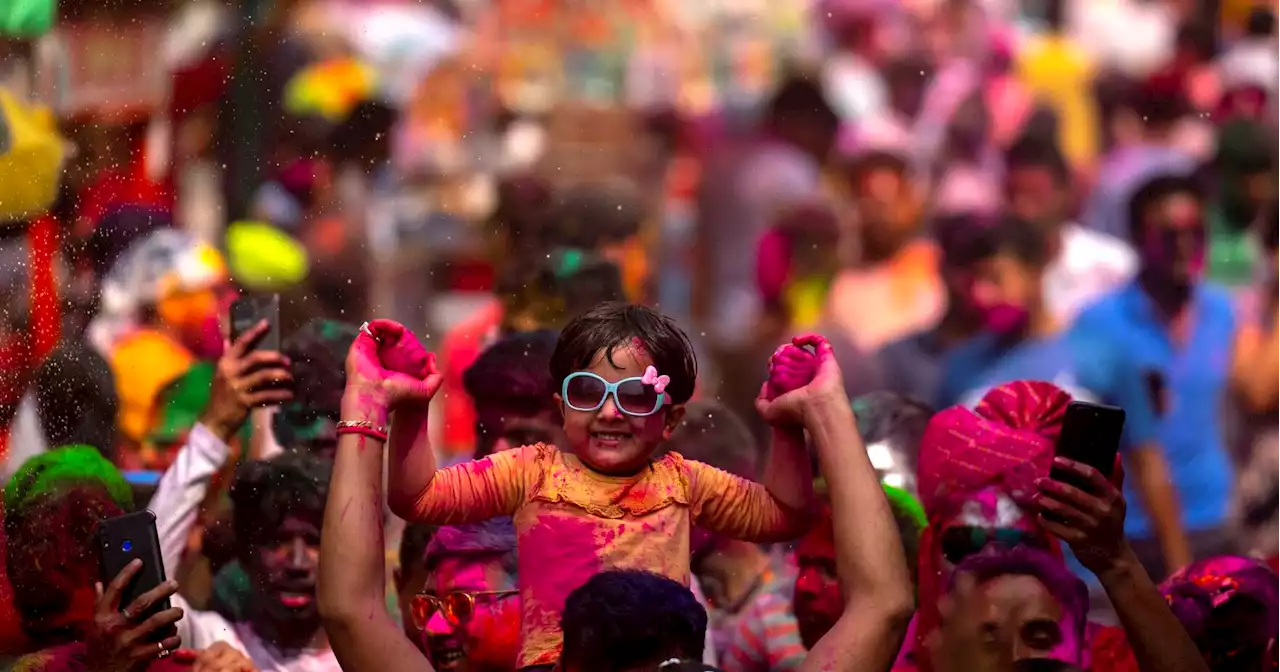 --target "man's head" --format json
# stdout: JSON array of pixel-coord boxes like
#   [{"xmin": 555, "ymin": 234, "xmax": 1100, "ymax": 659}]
[
  {"xmin": 1004, "ymin": 136, "xmax": 1071, "ymax": 230},
  {"xmin": 792, "ymin": 495, "xmax": 924, "ymax": 649},
  {"xmin": 966, "ymin": 216, "xmax": 1051, "ymax": 336},
  {"xmin": 1162, "ymin": 556, "xmax": 1278, "ymax": 670},
  {"xmin": 463, "ymin": 330, "xmax": 561, "ymax": 458},
  {"xmin": 273, "ymin": 319, "xmax": 360, "ymax": 458},
  {"xmin": 561, "ymin": 569, "xmax": 708, "ymax": 672},
  {"xmin": 765, "ymin": 76, "xmax": 840, "ymax": 162},
  {"xmin": 1128, "ymin": 173, "xmax": 1207, "ymax": 294},
  {"xmin": 935, "ymin": 213, "xmax": 995, "ymax": 320},
  {"xmin": 849, "ymin": 151, "xmax": 921, "ymax": 259},
  {"xmin": 946, "ymin": 547, "xmax": 1089, "ymax": 667},
  {"xmin": 230, "ymin": 452, "xmax": 330, "ymax": 632},
  {"xmin": 4, "ymin": 446, "xmax": 132, "ymax": 645},
  {"xmin": 34, "ymin": 342, "xmax": 119, "ymax": 459},
  {"xmin": 403, "ymin": 518, "xmax": 520, "ymax": 672}
]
